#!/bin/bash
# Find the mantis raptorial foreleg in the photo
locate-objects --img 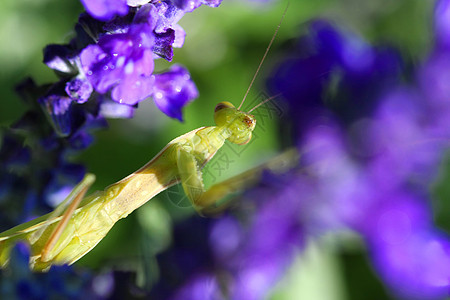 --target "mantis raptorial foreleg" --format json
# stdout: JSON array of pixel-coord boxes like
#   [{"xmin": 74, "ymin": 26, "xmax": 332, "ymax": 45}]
[
  {"xmin": 177, "ymin": 148, "xmax": 206, "ymax": 209},
  {"xmin": 178, "ymin": 148, "xmax": 298, "ymax": 215}
]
